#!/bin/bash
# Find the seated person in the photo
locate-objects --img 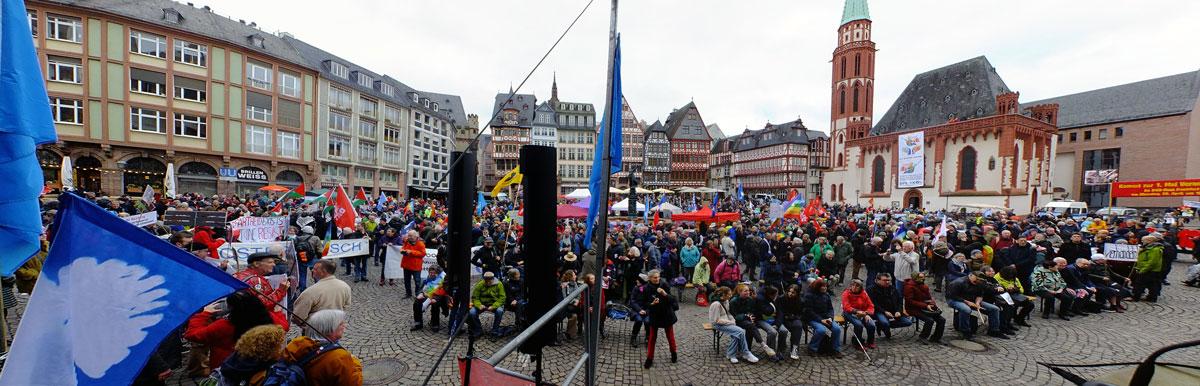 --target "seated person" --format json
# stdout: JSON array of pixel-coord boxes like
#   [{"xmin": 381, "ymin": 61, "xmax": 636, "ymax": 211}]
[
  {"xmin": 467, "ymin": 271, "xmax": 507, "ymax": 337},
  {"xmin": 730, "ymin": 284, "xmax": 776, "ymax": 358},
  {"xmin": 903, "ymin": 272, "xmax": 946, "ymax": 344},
  {"xmin": 708, "ymin": 286, "xmax": 759, "ymax": 364},
  {"xmin": 866, "ymin": 273, "xmax": 912, "ymax": 339},
  {"xmin": 944, "ymin": 272, "xmax": 1006, "ymax": 340},
  {"xmin": 1087, "ymin": 254, "xmax": 1132, "ymax": 311},
  {"xmin": 841, "ymin": 280, "xmax": 878, "ymax": 349},
  {"xmin": 801, "ymin": 279, "xmax": 844, "ymax": 358},
  {"xmin": 1032, "ymin": 258, "xmax": 1077, "ymax": 320},
  {"xmin": 1068, "ymin": 258, "xmax": 1113, "ymax": 314},
  {"xmin": 946, "ymin": 253, "xmax": 970, "ymax": 283},
  {"xmin": 504, "ymin": 268, "xmax": 526, "ymax": 327},
  {"xmin": 411, "ymin": 265, "xmax": 450, "ymax": 332},
  {"xmin": 993, "ymin": 266, "xmax": 1034, "ymax": 327},
  {"xmin": 1061, "ymin": 258, "xmax": 1099, "ymax": 315},
  {"xmin": 977, "ymin": 266, "xmax": 1019, "ymax": 336}
]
